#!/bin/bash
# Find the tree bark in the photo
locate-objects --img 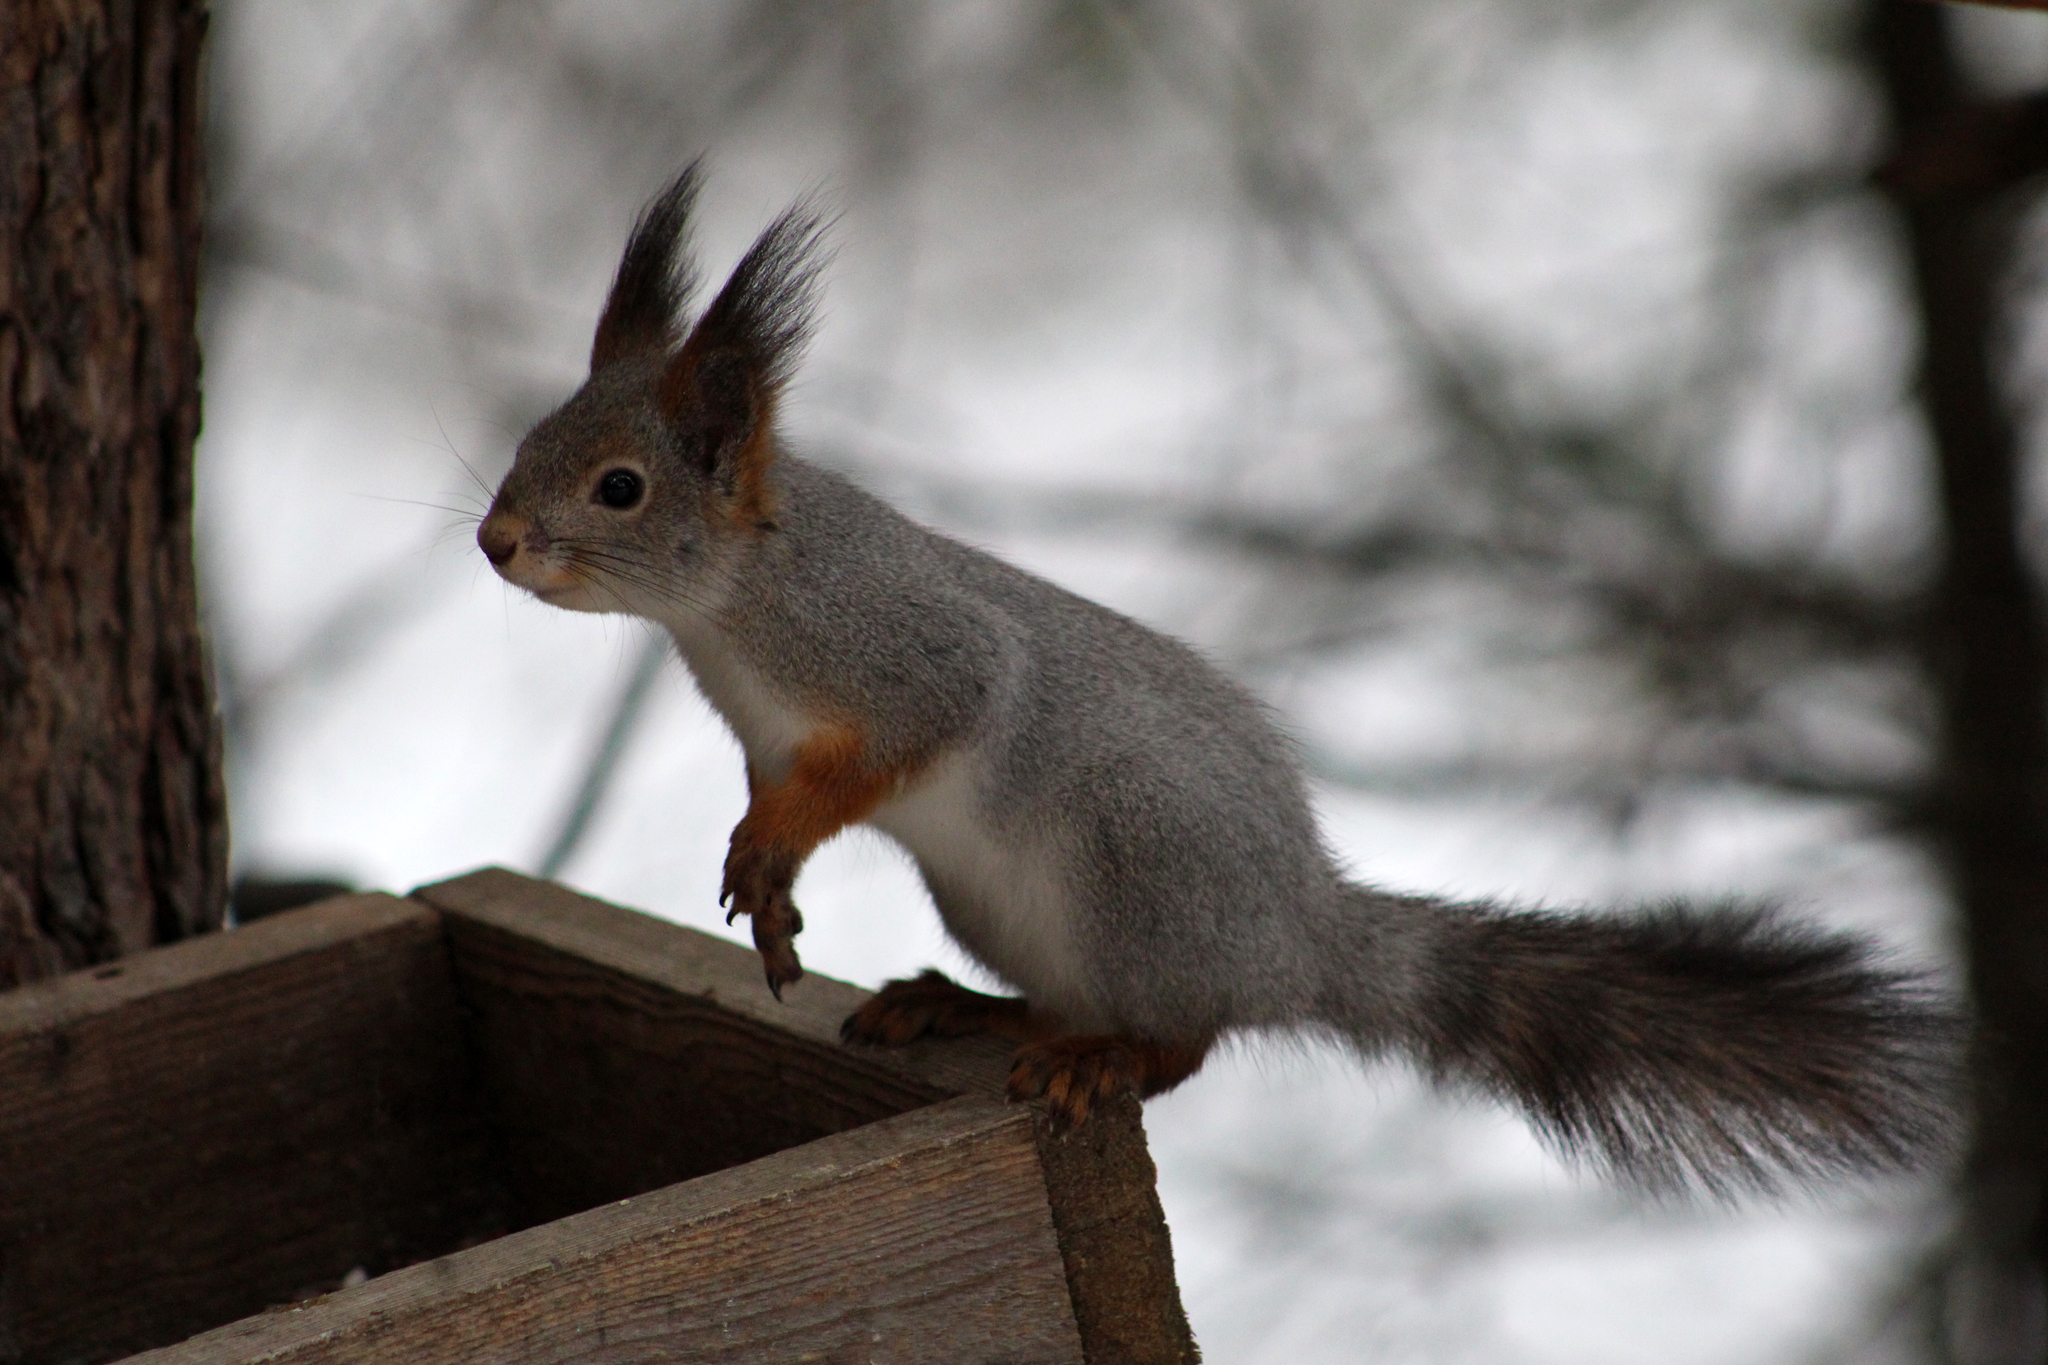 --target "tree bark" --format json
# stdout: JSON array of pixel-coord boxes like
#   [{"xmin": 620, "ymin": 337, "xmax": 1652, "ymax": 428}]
[
  {"xmin": 0, "ymin": 0, "xmax": 225, "ymax": 987},
  {"xmin": 1873, "ymin": 4, "xmax": 2048, "ymax": 1357}
]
